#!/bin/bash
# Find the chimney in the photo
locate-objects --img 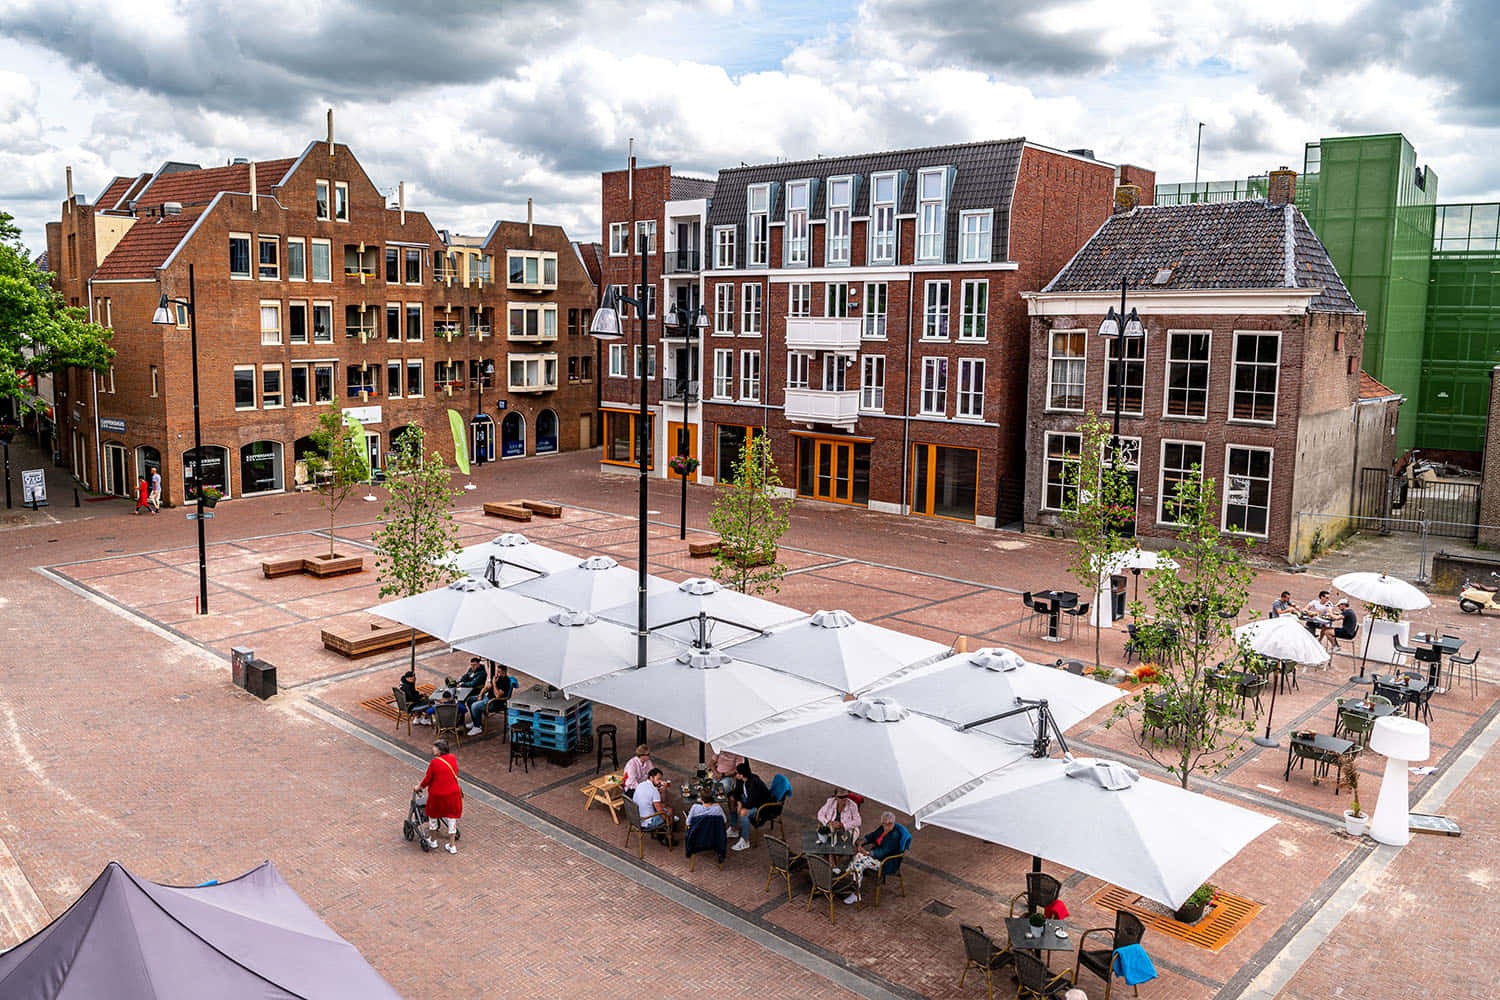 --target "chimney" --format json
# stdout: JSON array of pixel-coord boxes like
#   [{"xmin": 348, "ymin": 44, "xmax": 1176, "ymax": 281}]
[
  {"xmin": 249, "ymin": 161, "xmax": 258, "ymax": 212},
  {"xmin": 628, "ymin": 137, "xmax": 635, "ymax": 200},
  {"xmin": 66, "ymin": 165, "xmax": 74, "ymax": 201},
  {"xmin": 1268, "ymin": 167, "xmax": 1297, "ymax": 205},
  {"xmin": 527, "ymin": 197, "xmax": 534, "ymax": 238},
  {"xmin": 1114, "ymin": 183, "xmax": 1141, "ymax": 215},
  {"xmin": 398, "ymin": 181, "xmax": 406, "ymax": 226},
  {"xmin": 327, "ymin": 108, "xmax": 334, "ymax": 158}
]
